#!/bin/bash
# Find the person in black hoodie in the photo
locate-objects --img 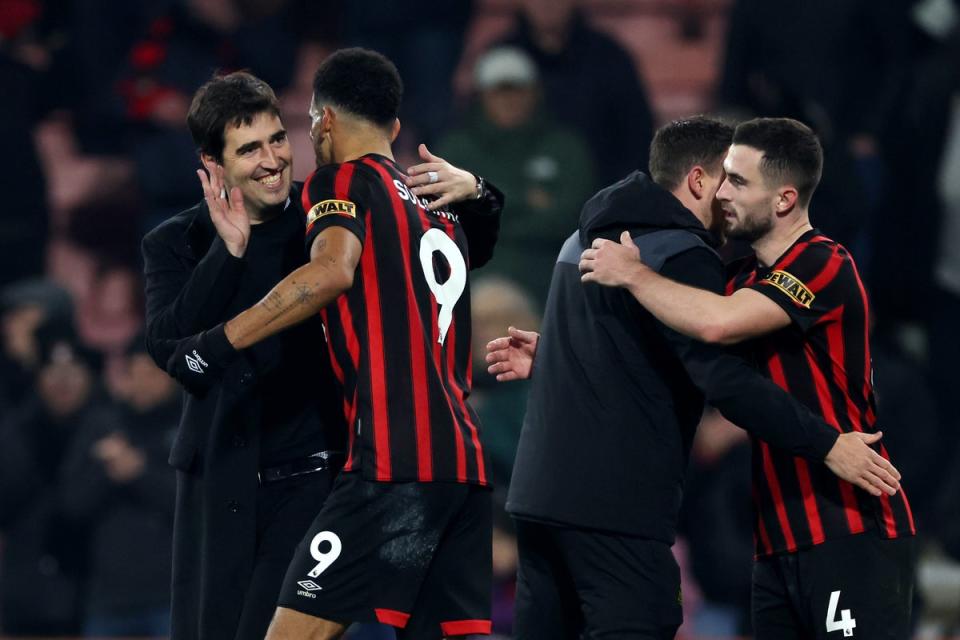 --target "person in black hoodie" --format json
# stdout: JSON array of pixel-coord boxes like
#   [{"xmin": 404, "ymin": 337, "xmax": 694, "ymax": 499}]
[
  {"xmin": 485, "ymin": 116, "xmax": 900, "ymax": 639},
  {"xmin": 60, "ymin": 333, "xmax": 179, "ymax": 637}
]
